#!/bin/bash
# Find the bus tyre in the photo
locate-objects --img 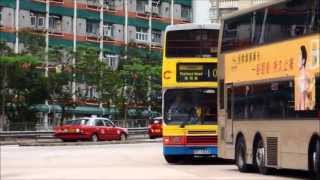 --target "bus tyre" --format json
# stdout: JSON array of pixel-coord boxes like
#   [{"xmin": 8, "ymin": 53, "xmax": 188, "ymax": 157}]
[
  {"xmin": 254, "ymin": 138, "xmax": 269, "ymax": 175},
  {"xmin": 310, "ymin": 139, "xmax": 320, "ymax": 179},
  {"xmin": 235, "ymin": 137, "xmax": 249, "ymax": 172},
  {"xmin": 164, "ymin": 155, "xmax": 181, "ymax": 164}
]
